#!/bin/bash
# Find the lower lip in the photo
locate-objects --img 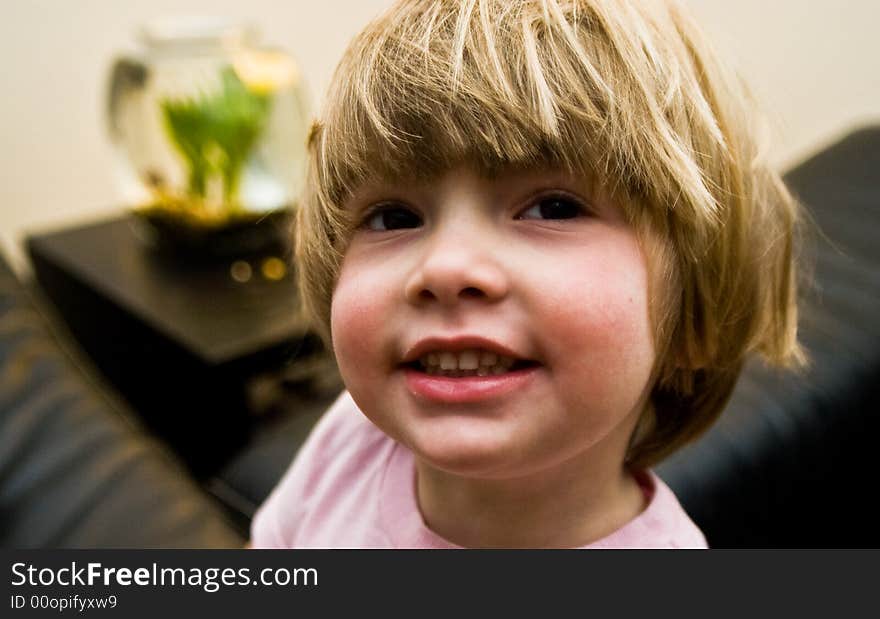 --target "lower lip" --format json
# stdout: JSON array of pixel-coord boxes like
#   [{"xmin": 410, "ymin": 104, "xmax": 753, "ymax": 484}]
[{"xmin": 403, "ymin": 366, "xmax": 540, "ymax": 404}]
